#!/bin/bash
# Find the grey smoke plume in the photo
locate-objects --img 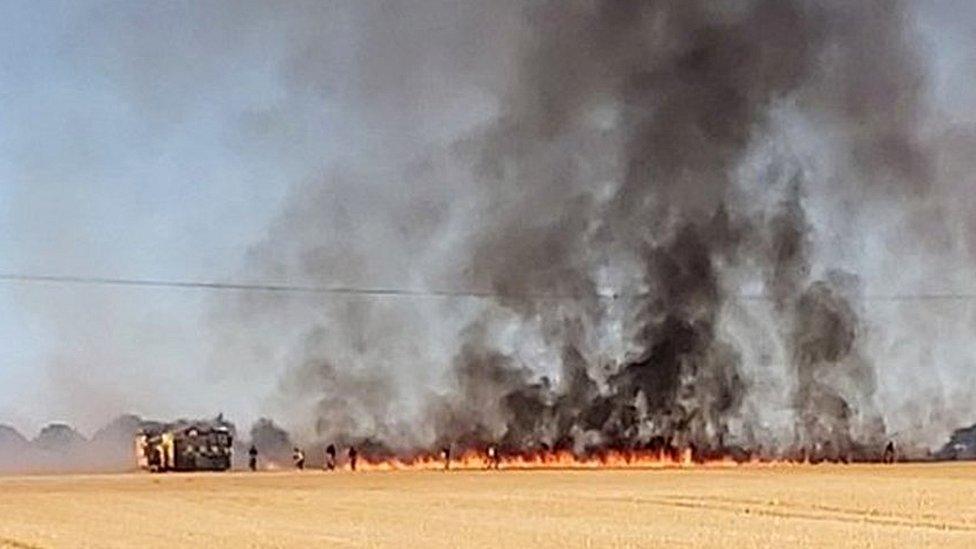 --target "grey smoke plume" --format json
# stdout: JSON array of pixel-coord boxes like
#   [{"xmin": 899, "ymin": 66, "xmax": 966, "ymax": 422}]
[
  {"xmin": 213, "ymin": 0, "xmax": 974, "ymax": 460},
  {"xmin": 248, "ymin": 418, "xmax": 294, "ymax": 466}
]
